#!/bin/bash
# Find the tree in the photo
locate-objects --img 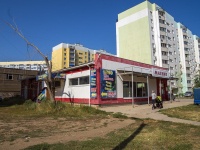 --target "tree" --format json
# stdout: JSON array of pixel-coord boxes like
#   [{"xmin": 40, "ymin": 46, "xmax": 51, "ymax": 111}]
[
  {"xmin": 193, "ymin": 75, "xmax": 200, "ymax": 88},
  {"xmin": 2, "ymin": 19, "xmax": 55, "ymax": 102}
]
